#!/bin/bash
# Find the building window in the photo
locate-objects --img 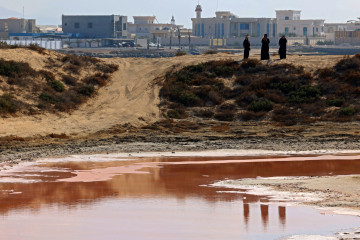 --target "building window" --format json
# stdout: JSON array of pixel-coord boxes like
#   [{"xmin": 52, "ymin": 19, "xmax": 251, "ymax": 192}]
[
  {"xmin": 88, "ymin": 22, "xmax": 93, "ymax": 29},
  {"xmin": 221, "ymin": 23, "xmax": 224, "ymax": 37},
  {"xmin": 234, "ymin": 23, "xmax": 237, "ymax": 30},
  {"xmin": 303, "ymin": 27, "xmax": 308, "ymax": 36},
  {"xmin": 257, "ymin": 23, "xmax": 260, "ymax": 36},
  {"xmin": 316, "ymin": 27, "xmax": 319, "ymax": 32},
  {"xmin": 285, "ymin": 16, "xmax": 290, "ymax": 20},
  {"xmin": 267, "ymin": 23, "xmax": 270, "ymax": 36},
  {"xmin": 240, "ymin": 23, "xmax": 249, "ymax": 30},
  {"xmin": 273, "ymin": 23, "xmax": 276, "ymax": 37},
  {"xmin": 285, "ymin": 27, "xmax": 289, "ymax": 35},
  {"xmin": 123, "ymin": 23, "xmax": 127, "ymax": 30},
  {"xmin": 201, "ymin": 24, "xmax": 205, "ymax": 38},
  {"xmin": 74, "ymin": 23, "xmax": 80, "ymax": 29},
  {"xmin": 294, "ymin": 27, "xmax": 296, "ymax": 31},
  {"xmin": 321, "ymin": 27, "xmax": 324, "ymax": 32},
  {"xmin": 64, "ymin": 23, "xmax": 68, "ymax": 27}
]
